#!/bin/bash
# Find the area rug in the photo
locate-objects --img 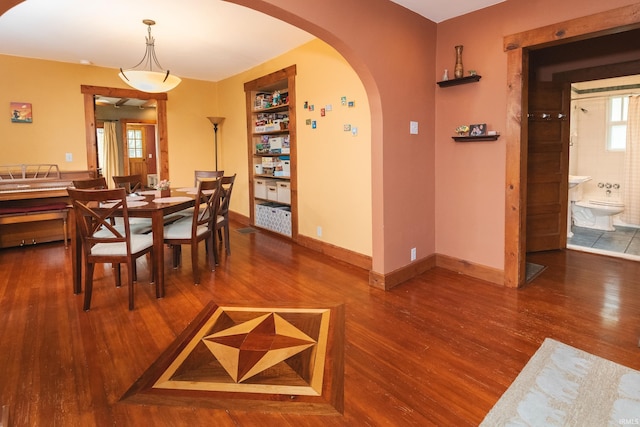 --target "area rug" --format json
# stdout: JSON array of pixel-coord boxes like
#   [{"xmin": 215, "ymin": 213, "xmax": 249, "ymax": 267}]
[
  {"xmin": 121, "ymin": 301, "xmax": 344, "ymax": 415},
  {"xmin": 525, "ymin": 262, "xmax": 547, "ymax": 283},
  {"xmin": 480, "ymin": 338, "xmax": 640, "ymax": 426}
]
